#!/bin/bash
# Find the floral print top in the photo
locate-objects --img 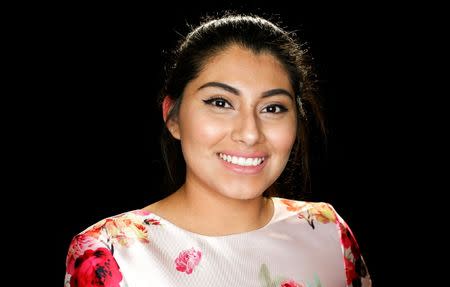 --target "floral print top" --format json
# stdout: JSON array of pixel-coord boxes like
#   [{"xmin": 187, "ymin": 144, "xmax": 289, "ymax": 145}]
[{"xmin": 65, "ymin": 197, "xmax": 371, "ymax": 287}]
